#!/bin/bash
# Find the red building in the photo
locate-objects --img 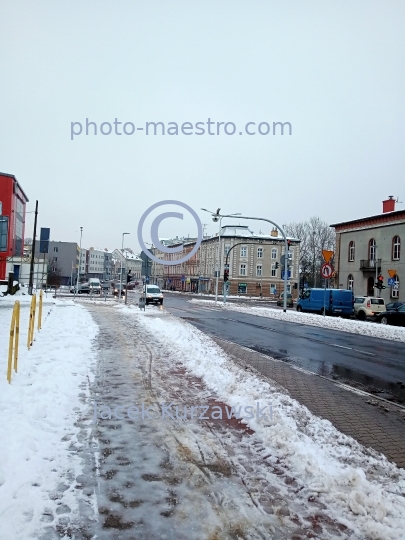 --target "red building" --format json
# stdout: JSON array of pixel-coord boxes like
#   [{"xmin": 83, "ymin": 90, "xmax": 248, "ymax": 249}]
[{"xmin": 0, "ymin": 172, "xmax": 29, "ymax": 281}]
